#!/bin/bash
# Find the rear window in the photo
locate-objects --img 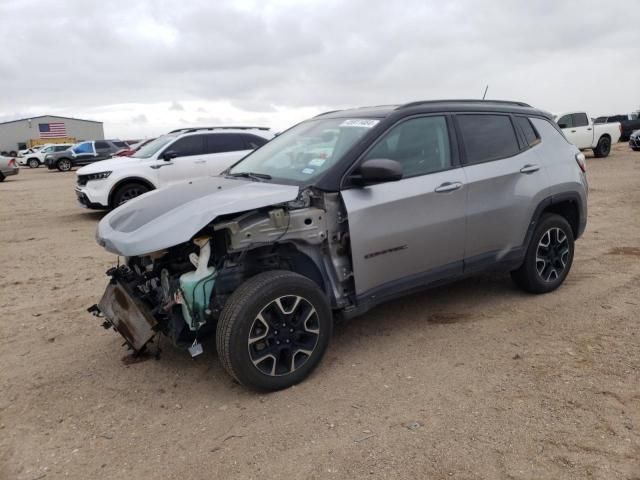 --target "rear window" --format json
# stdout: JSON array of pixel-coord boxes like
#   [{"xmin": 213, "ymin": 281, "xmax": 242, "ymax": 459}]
[
  {"xmin": 572, "ymin": 113, "xmax": 589, "ymax": 127},
  {"xmin": 204, "ymin": 133, "xmax": 246, "ymax": 154},
  {"xmin": 514, "ymin": 116, "xmax": 540, "ymax": 147},
  {"xmin": 457, "ymin": 114, "xmax": 520, "ymax": 164},
  {"xmin": 95, "ymin": 141, "xmax": 110, "ymax": 149},
  {"xmin": 243, "ymin": 134, "xmax": 269, "ymax": 149}
]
